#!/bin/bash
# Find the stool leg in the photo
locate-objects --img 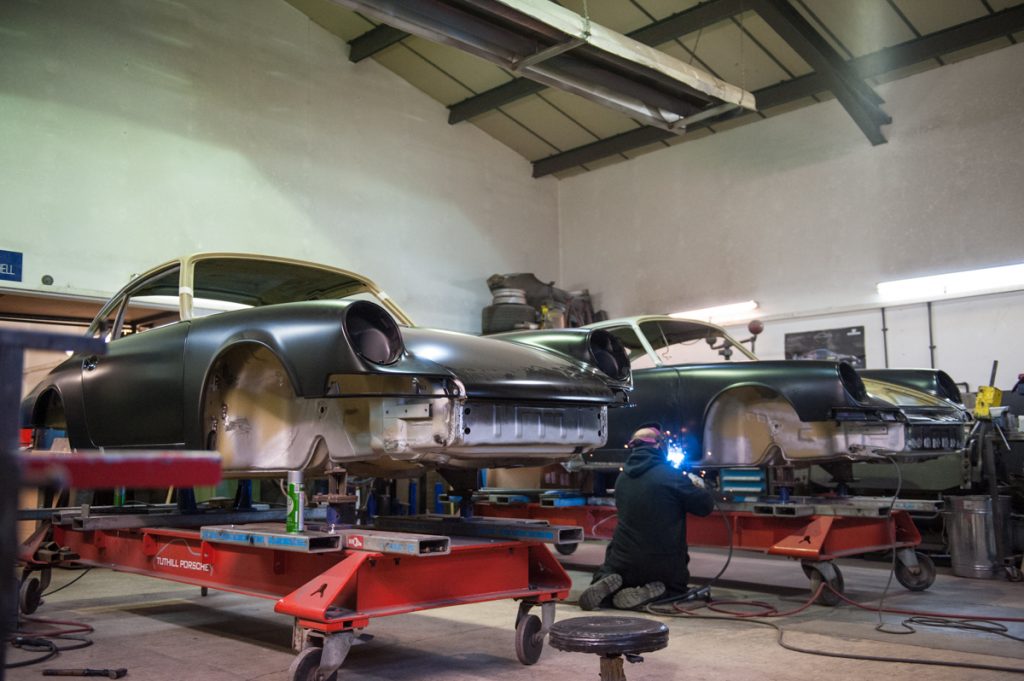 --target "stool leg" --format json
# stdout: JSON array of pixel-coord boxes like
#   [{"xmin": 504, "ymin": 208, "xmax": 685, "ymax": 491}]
[{"xmin": 599, "ymin": 654, "xmax": 627, "ymax": 681}]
